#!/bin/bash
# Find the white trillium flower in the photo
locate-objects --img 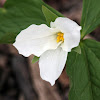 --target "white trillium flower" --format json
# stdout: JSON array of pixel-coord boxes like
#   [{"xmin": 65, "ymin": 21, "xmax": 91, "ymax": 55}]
[{"xmin": 13, "ymin": 17, "xmax": 81, "ymax": 86}]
